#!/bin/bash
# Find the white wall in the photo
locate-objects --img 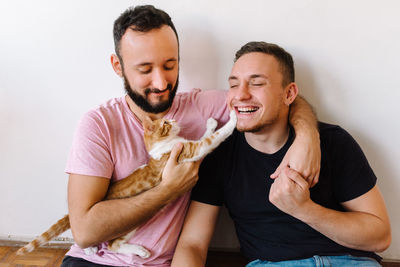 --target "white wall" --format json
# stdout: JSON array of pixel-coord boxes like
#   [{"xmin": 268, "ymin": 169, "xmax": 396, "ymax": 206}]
[{"xmin": 1, "ymin": 0, "xmax": 399, "ymax": 260}]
